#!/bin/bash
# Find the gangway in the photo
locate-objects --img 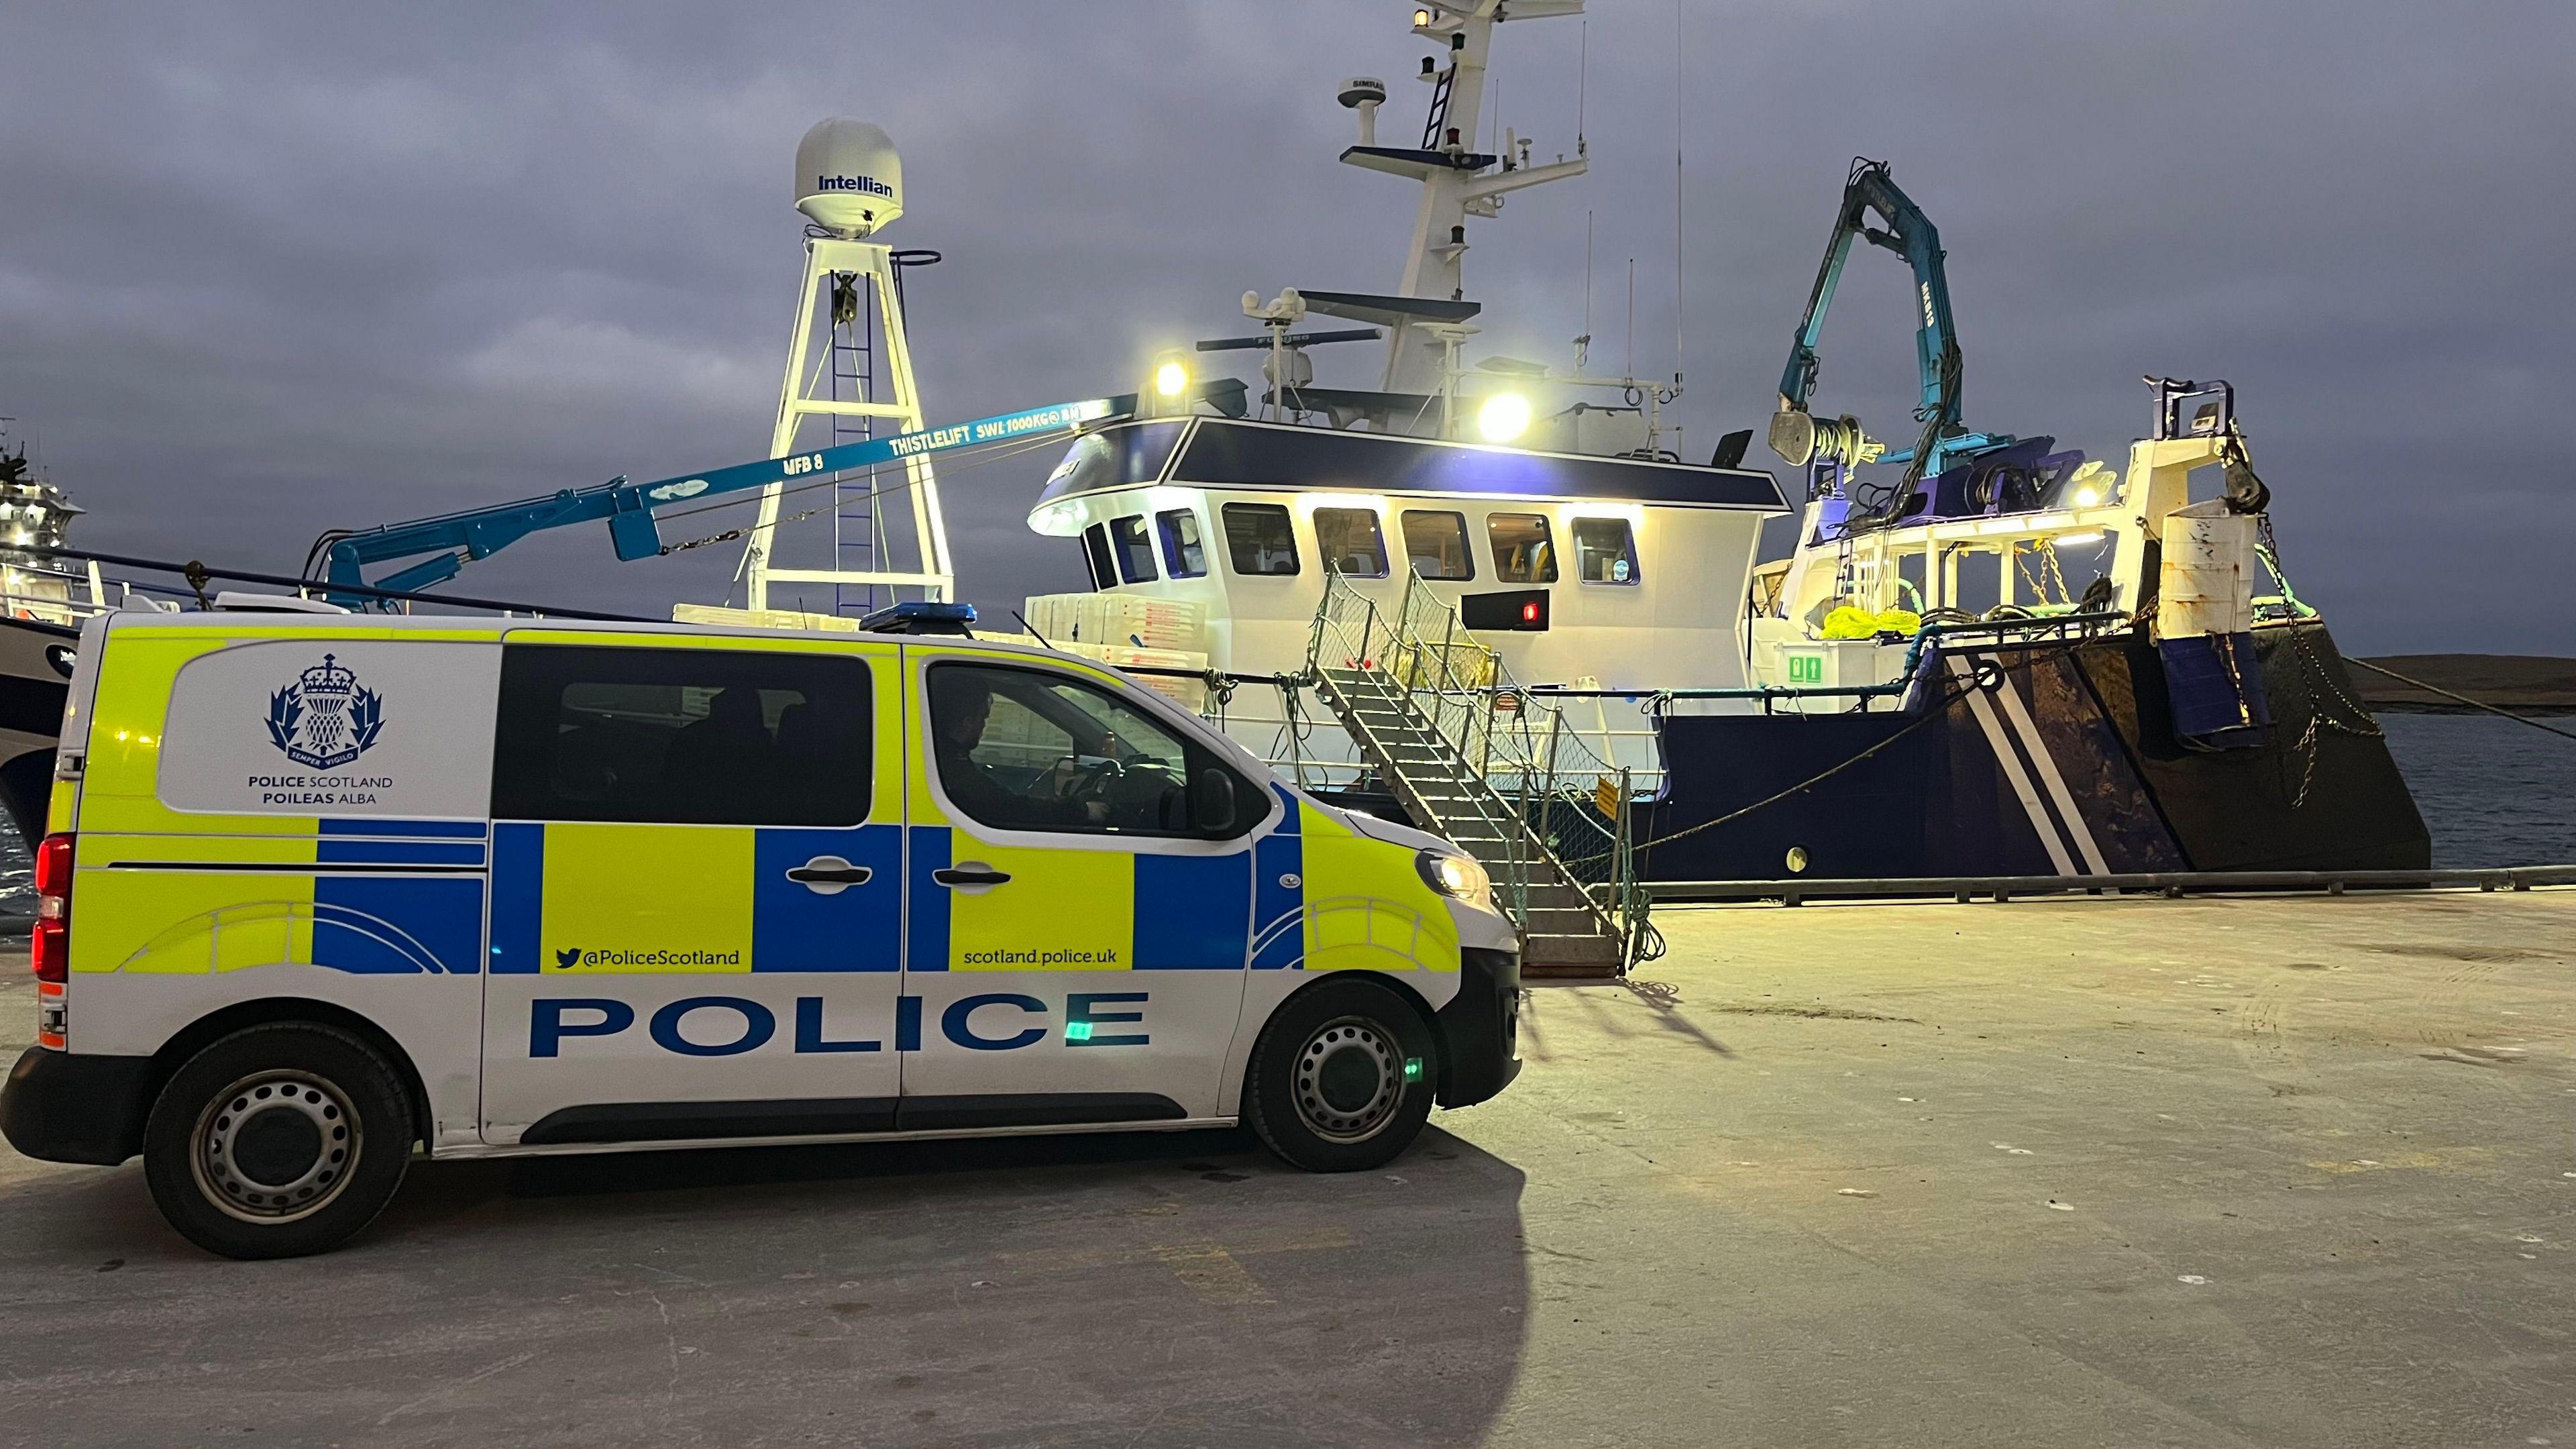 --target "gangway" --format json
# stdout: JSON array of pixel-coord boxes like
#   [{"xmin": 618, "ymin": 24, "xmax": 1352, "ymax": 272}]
[{"xmin": 1306, "ymin": 568, "xmax": 1644, "ymax": 977}]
